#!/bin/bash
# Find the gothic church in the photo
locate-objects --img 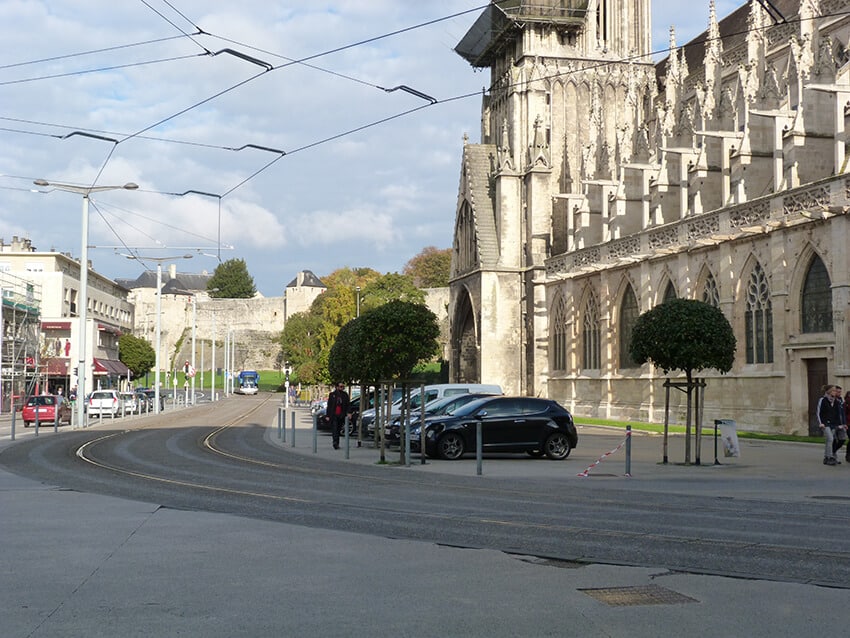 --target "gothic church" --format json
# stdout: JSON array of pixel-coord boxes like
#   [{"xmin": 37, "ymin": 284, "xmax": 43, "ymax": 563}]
[{"xmin": 449, "ymin": 0, "xmax": 850, "ymax": 434}]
